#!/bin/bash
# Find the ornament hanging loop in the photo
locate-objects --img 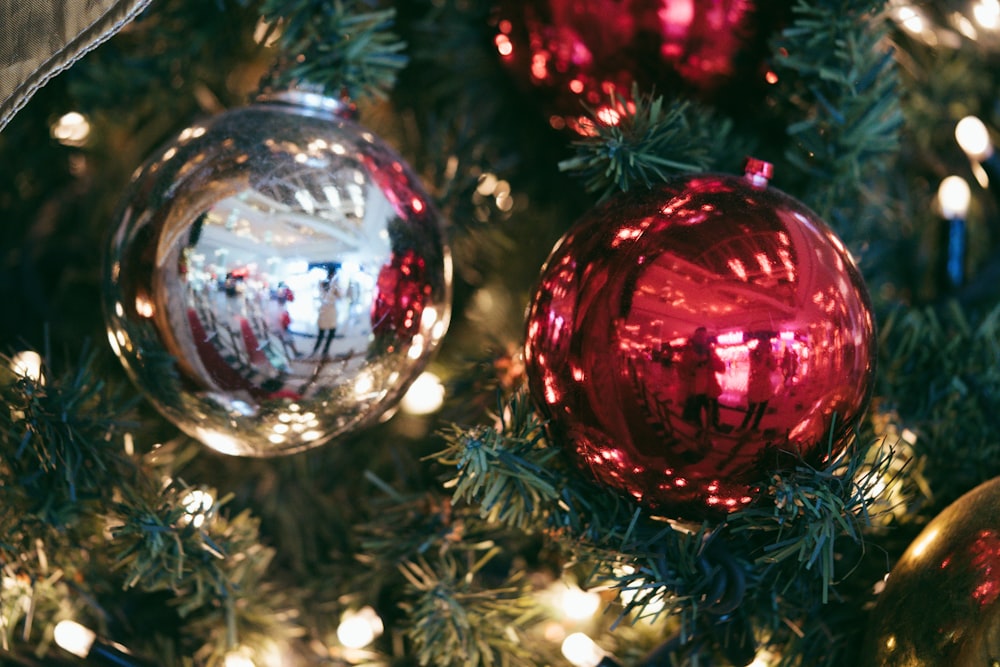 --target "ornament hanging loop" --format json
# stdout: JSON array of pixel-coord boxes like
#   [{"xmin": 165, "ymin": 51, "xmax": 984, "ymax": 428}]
[{"xmin": 744, "ymin": 157, "xmax": 774, "ymax": 188}]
